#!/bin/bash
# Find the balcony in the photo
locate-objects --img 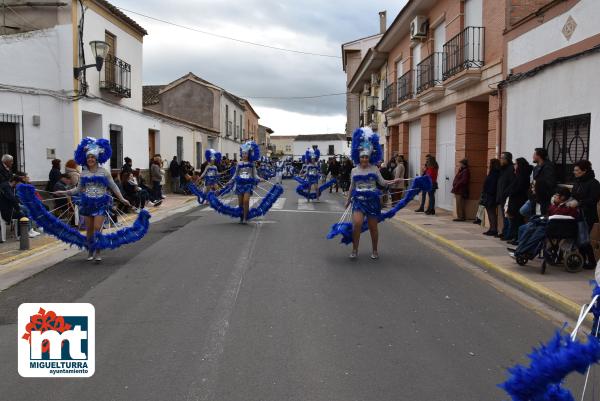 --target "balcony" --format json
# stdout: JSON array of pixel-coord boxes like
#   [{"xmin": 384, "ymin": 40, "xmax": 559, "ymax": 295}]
[
  {"xmin": 397, "ymin": 70, "xmax": 419, "ymax": 112},
  {"xmin": 416, "ymin": 52, "xmax": 445, "ymax": 103},
  {"xmin": 442, "ymin": 26, "xmax": 485, "ymax": 90},
  {"xmin": 100, "ymin": 54, "xmax": 131, "ymax": 98},
  {"xmin": 382, "ymin": 82, "xmax": 397, "ymax": 112}
]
